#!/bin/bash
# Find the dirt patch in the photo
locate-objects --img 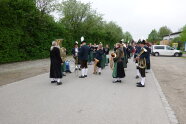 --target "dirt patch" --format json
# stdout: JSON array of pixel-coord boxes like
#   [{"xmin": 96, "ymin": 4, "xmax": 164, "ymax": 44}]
[
  {"xmin": 151, "ymin": 56, "xmax": 186, "ymax": 124},
  {"xmin": 0, "ymin": 59, "xmax": 50, "ymax": 86}
]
